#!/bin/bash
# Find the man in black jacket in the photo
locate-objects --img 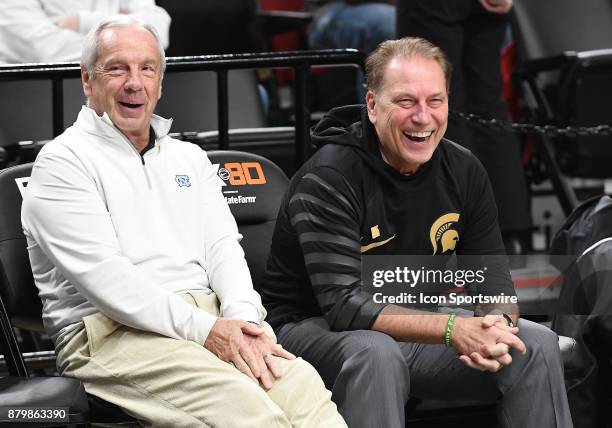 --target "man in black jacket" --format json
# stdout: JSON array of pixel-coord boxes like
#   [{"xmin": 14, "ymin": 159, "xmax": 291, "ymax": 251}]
[
  {"xmin": 396, "ymin": 0, "xmax": 532, "ymax": 254},
  {"xmin": 260, "ymin": 37, "xmax": 572, "ymax": 428}
]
